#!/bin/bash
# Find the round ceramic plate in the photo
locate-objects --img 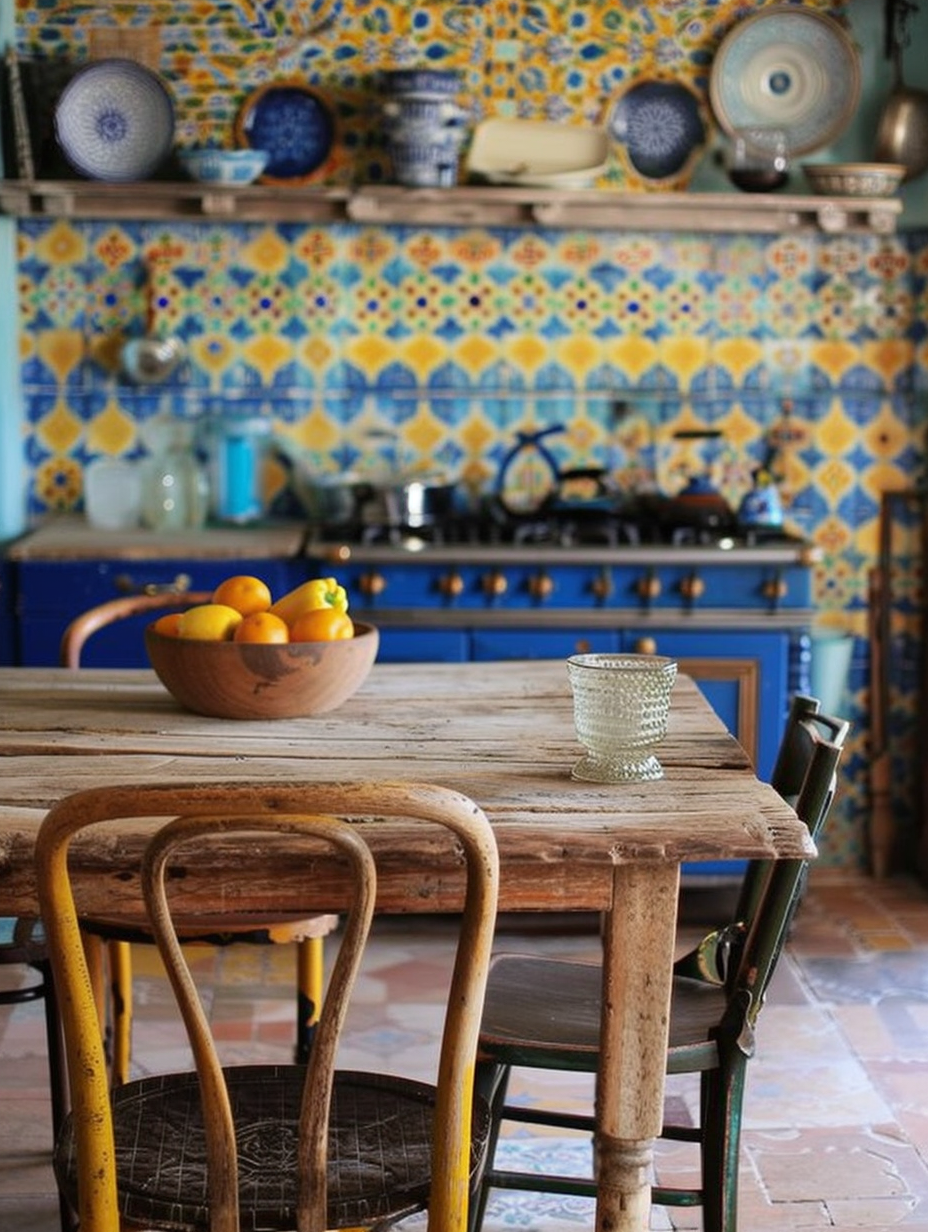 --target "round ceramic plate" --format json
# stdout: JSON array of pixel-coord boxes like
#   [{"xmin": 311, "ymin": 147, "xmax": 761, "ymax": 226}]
[
  {"xmin": 235, "ymin": 82, "xmax": 334, "ymax": 184},
  {"xmin": 608, "ymin": 80, "xmax": 705, "ymax": 180},
  {"xmin": 709, "ymin": 5, "xmax": 860, "ymax": 156},
  {"xmin": 53, "ymin": 59, "xmax": 175, "ymax": 182}
]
